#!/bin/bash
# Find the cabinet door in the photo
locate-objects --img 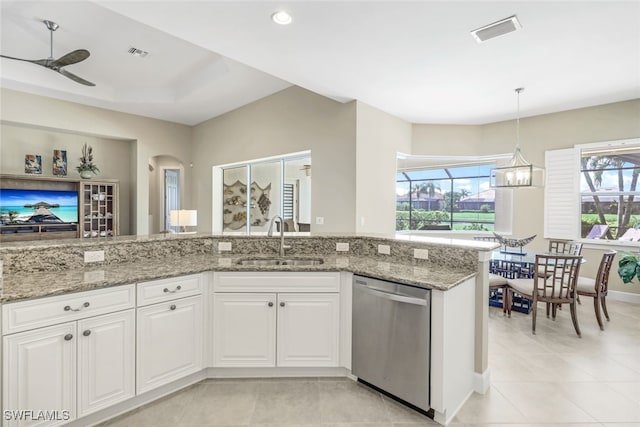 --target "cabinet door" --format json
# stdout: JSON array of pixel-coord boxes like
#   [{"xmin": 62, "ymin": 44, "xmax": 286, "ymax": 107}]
[
  {"xmin": 212, "ymin": 293, "xmax": 276, "ymax": 367},
  {"xmin": 3, "ymin": 323, "xmax": 76, "ymax": 427},
  {"xmin": 77, "ymin": 310, "xmax": 135, "ymax": 417},
  {"xmin": 277, "ymin": 293, "xmax": 340, "ymax": 367},
  {"xmin": 136, "ymin": 295, "xmax": 203, "ymax": 394}
]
